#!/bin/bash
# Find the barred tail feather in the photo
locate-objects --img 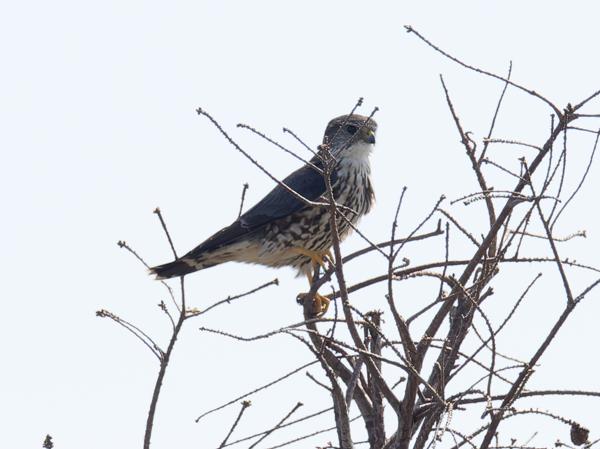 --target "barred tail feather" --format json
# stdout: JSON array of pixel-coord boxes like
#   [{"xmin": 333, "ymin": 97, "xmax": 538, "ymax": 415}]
[{"xmin": 149, "ymin": 259, "xmax": 198, "ymax": 280}]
